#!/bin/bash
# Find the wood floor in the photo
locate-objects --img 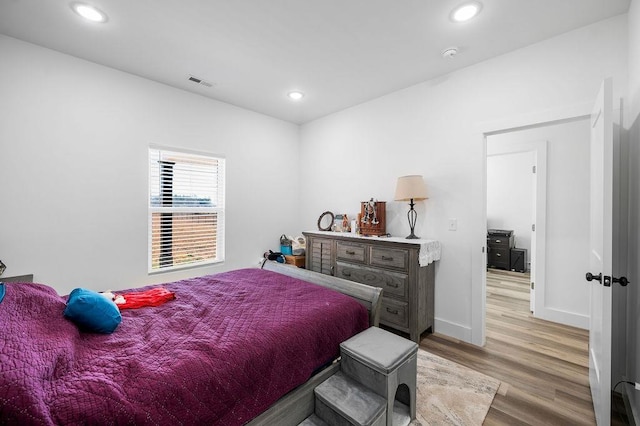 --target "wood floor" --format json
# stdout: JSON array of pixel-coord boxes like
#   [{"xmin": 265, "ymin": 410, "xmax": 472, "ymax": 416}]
[{"xmin": 420, "ymin": 269, "xmax": 597, "ymax": 425}]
